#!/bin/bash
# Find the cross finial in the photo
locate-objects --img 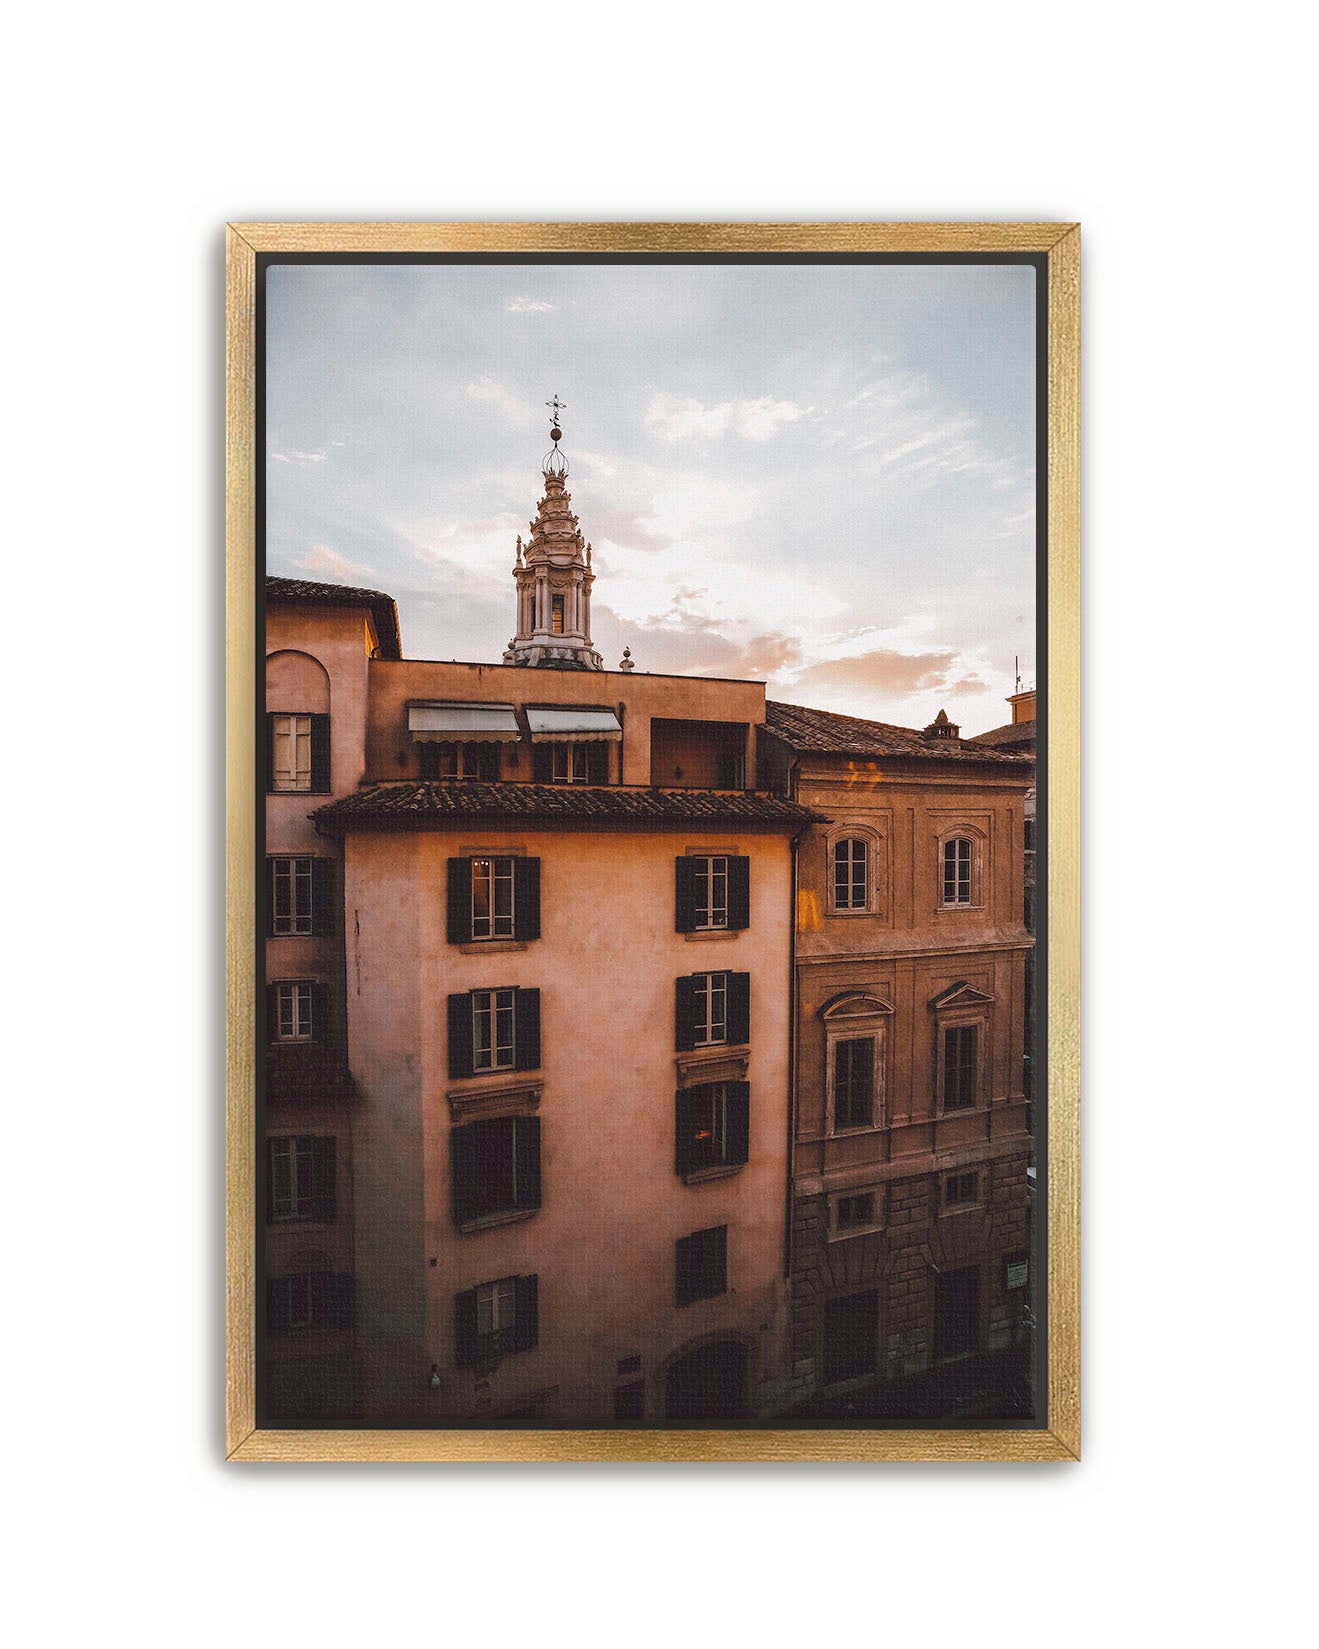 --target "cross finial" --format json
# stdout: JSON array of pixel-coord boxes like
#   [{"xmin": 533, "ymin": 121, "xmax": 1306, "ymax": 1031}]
[{"xmin": 546, "ymin": 394, "xmax": 567, "ymax": 439}]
